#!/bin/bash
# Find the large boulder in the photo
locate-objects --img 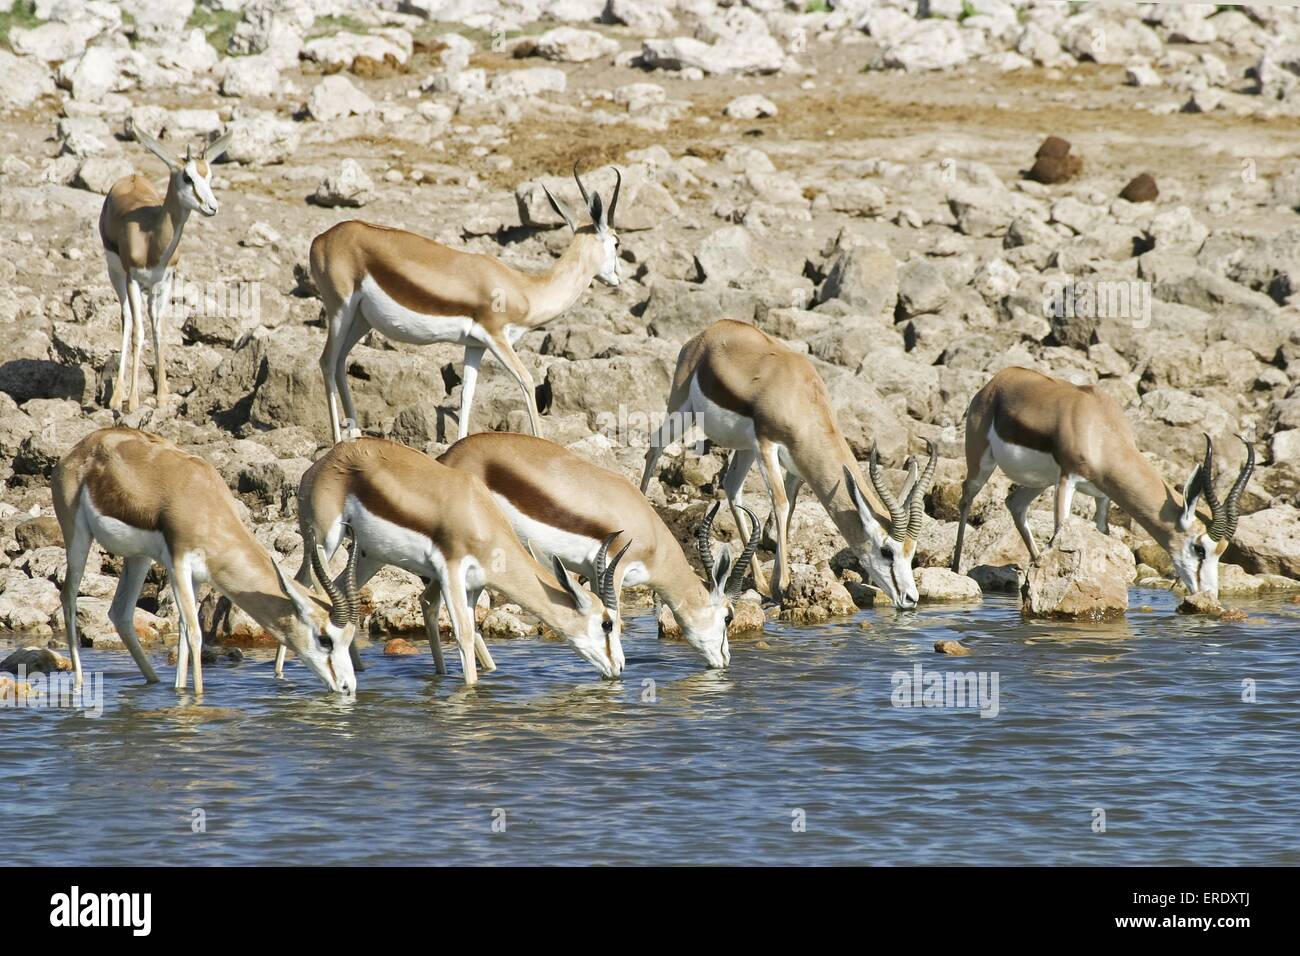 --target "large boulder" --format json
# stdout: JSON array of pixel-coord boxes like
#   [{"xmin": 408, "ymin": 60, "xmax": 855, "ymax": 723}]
[
  {"xmin": 1021, "ymin": 519, "xmax": 1135, "ymax": 621},
  {"xmin": 1227, "ymin": 506, "xmax": 1300, "ymax": 578}
]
